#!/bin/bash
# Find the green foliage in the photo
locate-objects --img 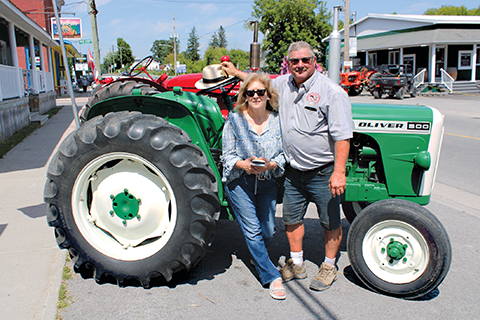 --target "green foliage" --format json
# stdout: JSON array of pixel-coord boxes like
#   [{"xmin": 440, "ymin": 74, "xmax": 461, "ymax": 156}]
[
  {"xmin": 252, "ymin": 0, "xmax": 332, "ymax": 73},
  {"xmin": 209, "ymin": 26, "xmax": 228, "ymax": 49},
  {"xmin": 115, "ymin": 38, "xmax": 135, "ymax": 70},
  {"xmin": 185, "ymin": 27, "xmax": 200, "ymax": 61},
  {"xmin": 424, "ymin": 5, "xmax": 480, "ymax": 15},
  {"xmin": 150, "ymin": 39, "xmax": 178, "ymax": 63},
  {"xmin": 101, "ymin": 51, "xmax": 115, "ymax": 73},
  {"xmin": 188, "ymin": 60, "xmax": 208, "ymax": 73},
  {"xmin": 204, "ymin": 47, "xmax": 229, "ymax": 65},
  {"xmin": 227, "ymin": 49, "xmax": 250, "ymax": 71}
]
